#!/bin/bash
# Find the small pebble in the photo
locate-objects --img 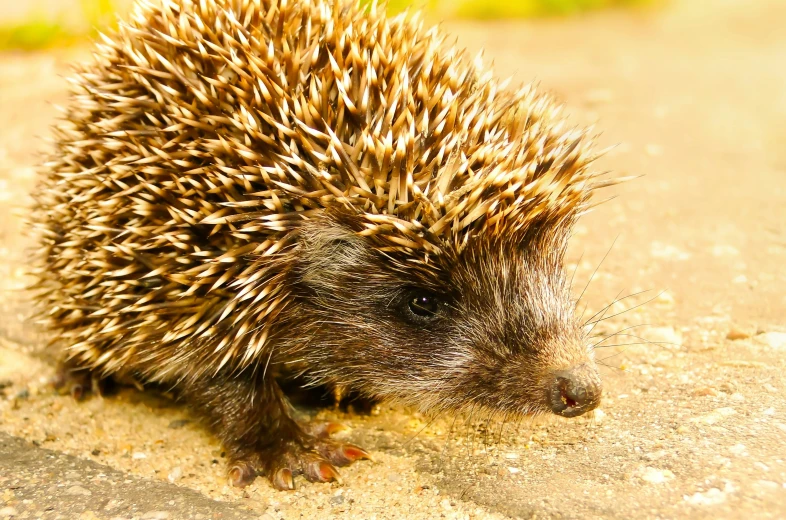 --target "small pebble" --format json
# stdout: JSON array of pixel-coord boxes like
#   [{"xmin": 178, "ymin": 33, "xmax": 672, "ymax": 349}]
[
  {"xmin": 731, "ymin": 274, "xmax": 748, "ymax": 284},
  {"xmin": 330, "ymin": 495, "xmax": 345, "ymax": 505},
  {"xmin": 692, "ymin": 386, "xmax": 717, "ymax": 397},
  {"xmin": 643, "ymin": 450, "xmax": 669, "ymax": 461},
  {"xmin": 132, "ymin": 452, "xmax": 148, "ymax": 460},
  {"xmin": 729, "ymin": 444, "xmax": 748, "ymax": 456},
  {"xmin": 756, "ymin": 332, "xmax": 786, "ymax": 349},
  {"xmin": 645, "ymin": 326, "xmax": 682, "ymax": 348},
  {"xmin": 726, "ymin": 328, "xmax": 750, "ymax": 340},
  {"xmin": 656, "ymin": 291, "xmax": 675, "ymax": 306},
  {"xmin": 66, "ymin": 485, "xmax": 92, "ymax": 496},
  {"xmin": 755, "ymin": 480, "xmax": 778, "ymax": 491},
  {"xmin": 718, "ymin": 382, "xmax": 736, "ymax": 393},
  {"xmin": 638, "ymin": 466, "xmax": 675, "ymax": 484},
  {"xmin": 167, "ymin": 466, "xmax": 183, "ymax": 483},
  {"xmin": 167, "ymin": 419, "xmax": 190, "ymax": 429},
  {"xmin": 684, "ymin": 487, "xmax": 726, "ymax": 506},
  {"xmin": 0, "ymin": 506, "xmax": 18, "ymax": 516},
  {"xmin": 141, "ymin": 512, "xmax": 170, "ymax": 520},
  {"xmin": 690, "ymin": 407, "xmax": 736, "ymax": 425}
]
